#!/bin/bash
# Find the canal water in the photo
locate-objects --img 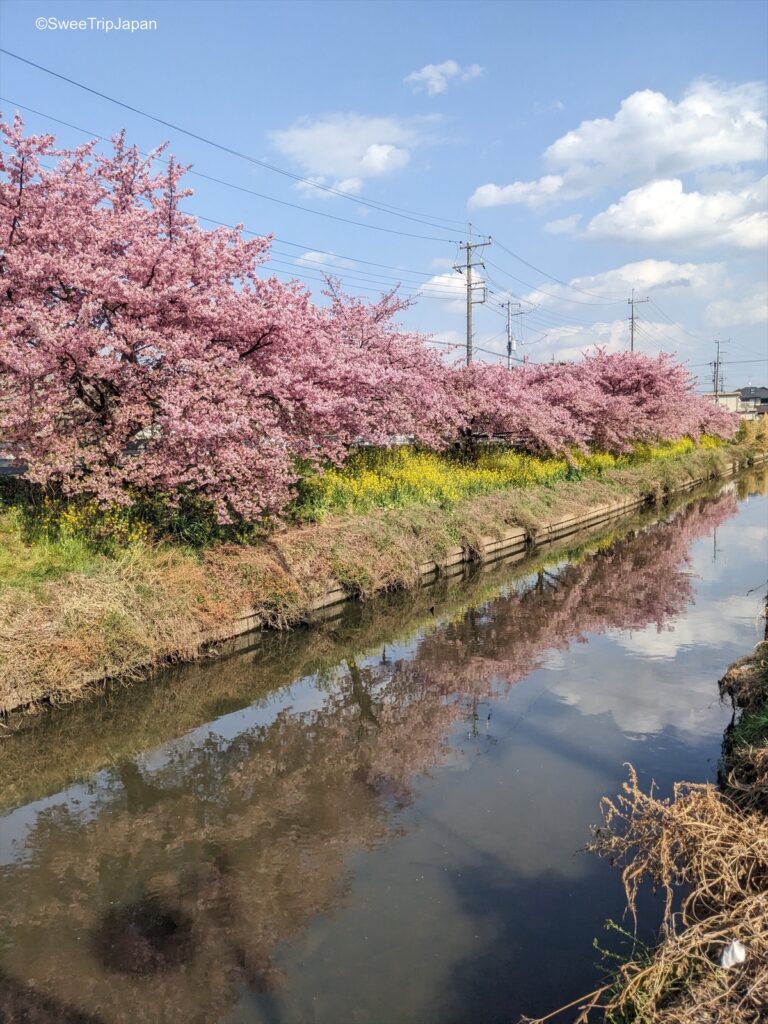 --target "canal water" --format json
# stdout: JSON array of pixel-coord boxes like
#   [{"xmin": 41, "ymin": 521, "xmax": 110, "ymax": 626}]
[{"xmin": 1, "ymin": 472, "xmax": 766, "ymax": 1024}]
